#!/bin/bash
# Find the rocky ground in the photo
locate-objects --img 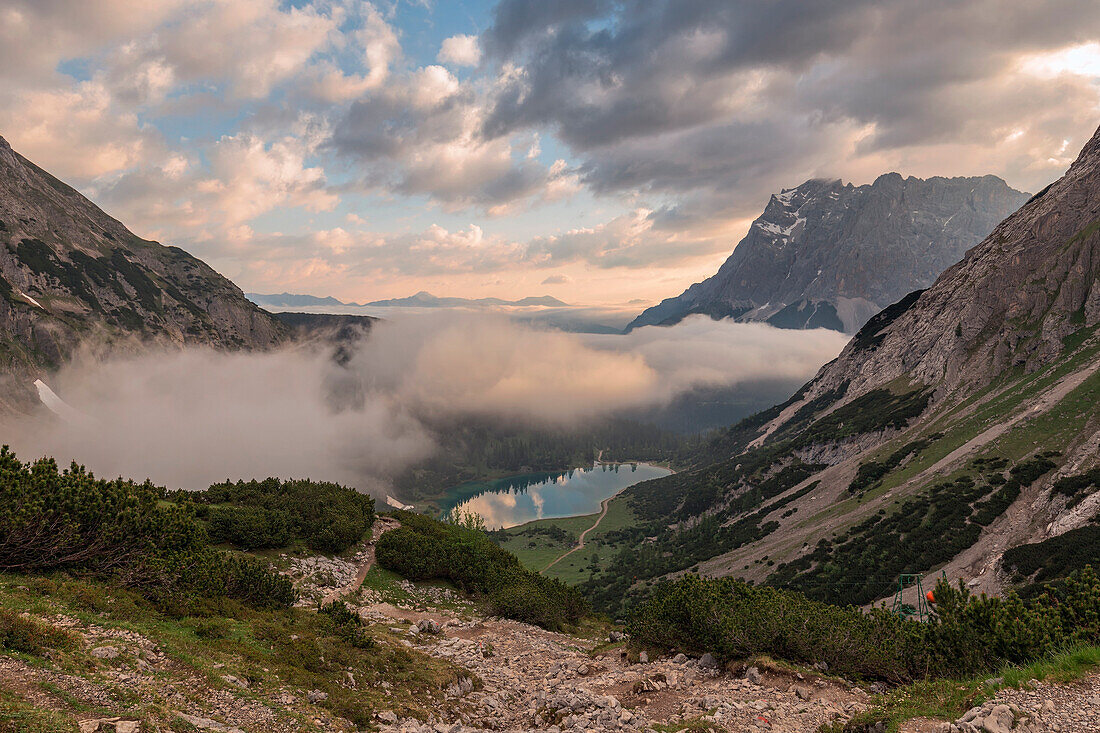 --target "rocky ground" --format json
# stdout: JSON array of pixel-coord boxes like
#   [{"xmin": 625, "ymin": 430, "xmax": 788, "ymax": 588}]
[
  {"xmin": 373, "ymin": 614, "xmax": 869, "ymax": 732},
  {"xmin": 0, "ymin": 613, "xmax": 353, "ymax": 733},
  {"xmin": 6, "ymin": 528, "xmax": 1100, "ymax": 733},
  {"xmin": 898, "ymin": 674, "xmax": 1100, "ymax": 733},
  {"xmin": 300, "ymin": 525, "xmax": 872, "ymax": 733}
]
